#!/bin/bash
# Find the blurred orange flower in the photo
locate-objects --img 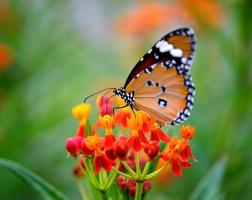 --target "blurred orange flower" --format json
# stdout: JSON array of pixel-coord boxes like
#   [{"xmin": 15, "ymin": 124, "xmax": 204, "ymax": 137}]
[
  {"xmin": 0, "ymin": 44, "xmax": 14, "ymax": 71},
  {"xmin": 116, "ymin": 2, "xmax": 170, "ymax": 36},
  {"xmin": 179, "ymin": 0, "xmax": 223, "ymax": 28},
  {"xmin": 116, "ymin": 0, "xmax": 223, "ymax": 37}
]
